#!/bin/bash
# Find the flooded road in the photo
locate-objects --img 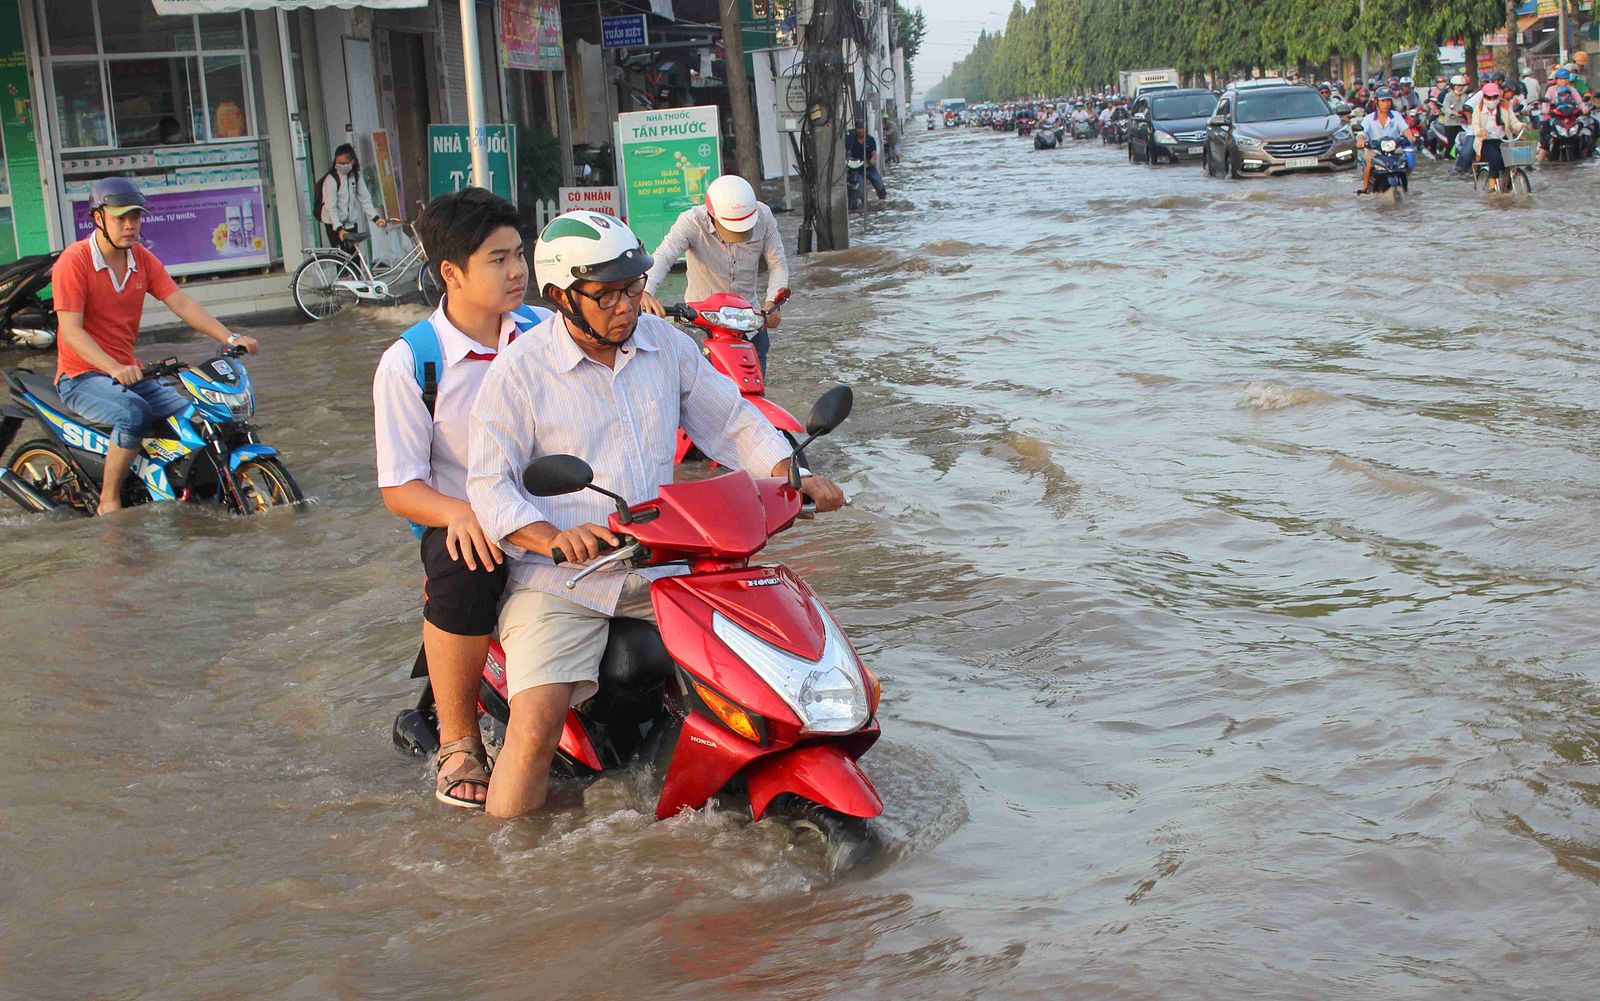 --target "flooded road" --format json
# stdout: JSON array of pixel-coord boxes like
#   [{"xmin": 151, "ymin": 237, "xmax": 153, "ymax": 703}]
[{"xmin": 5, "ymin": 129, "xmax": 1600, "ymax": 998}]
